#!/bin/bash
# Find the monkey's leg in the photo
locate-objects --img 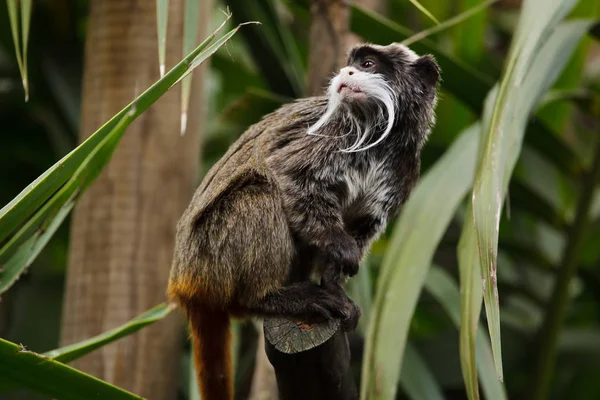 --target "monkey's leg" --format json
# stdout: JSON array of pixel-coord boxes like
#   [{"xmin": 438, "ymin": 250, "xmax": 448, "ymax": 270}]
[{"xmin": 246, "ymin": 281, "xmax": 357, "ymax": 329}]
